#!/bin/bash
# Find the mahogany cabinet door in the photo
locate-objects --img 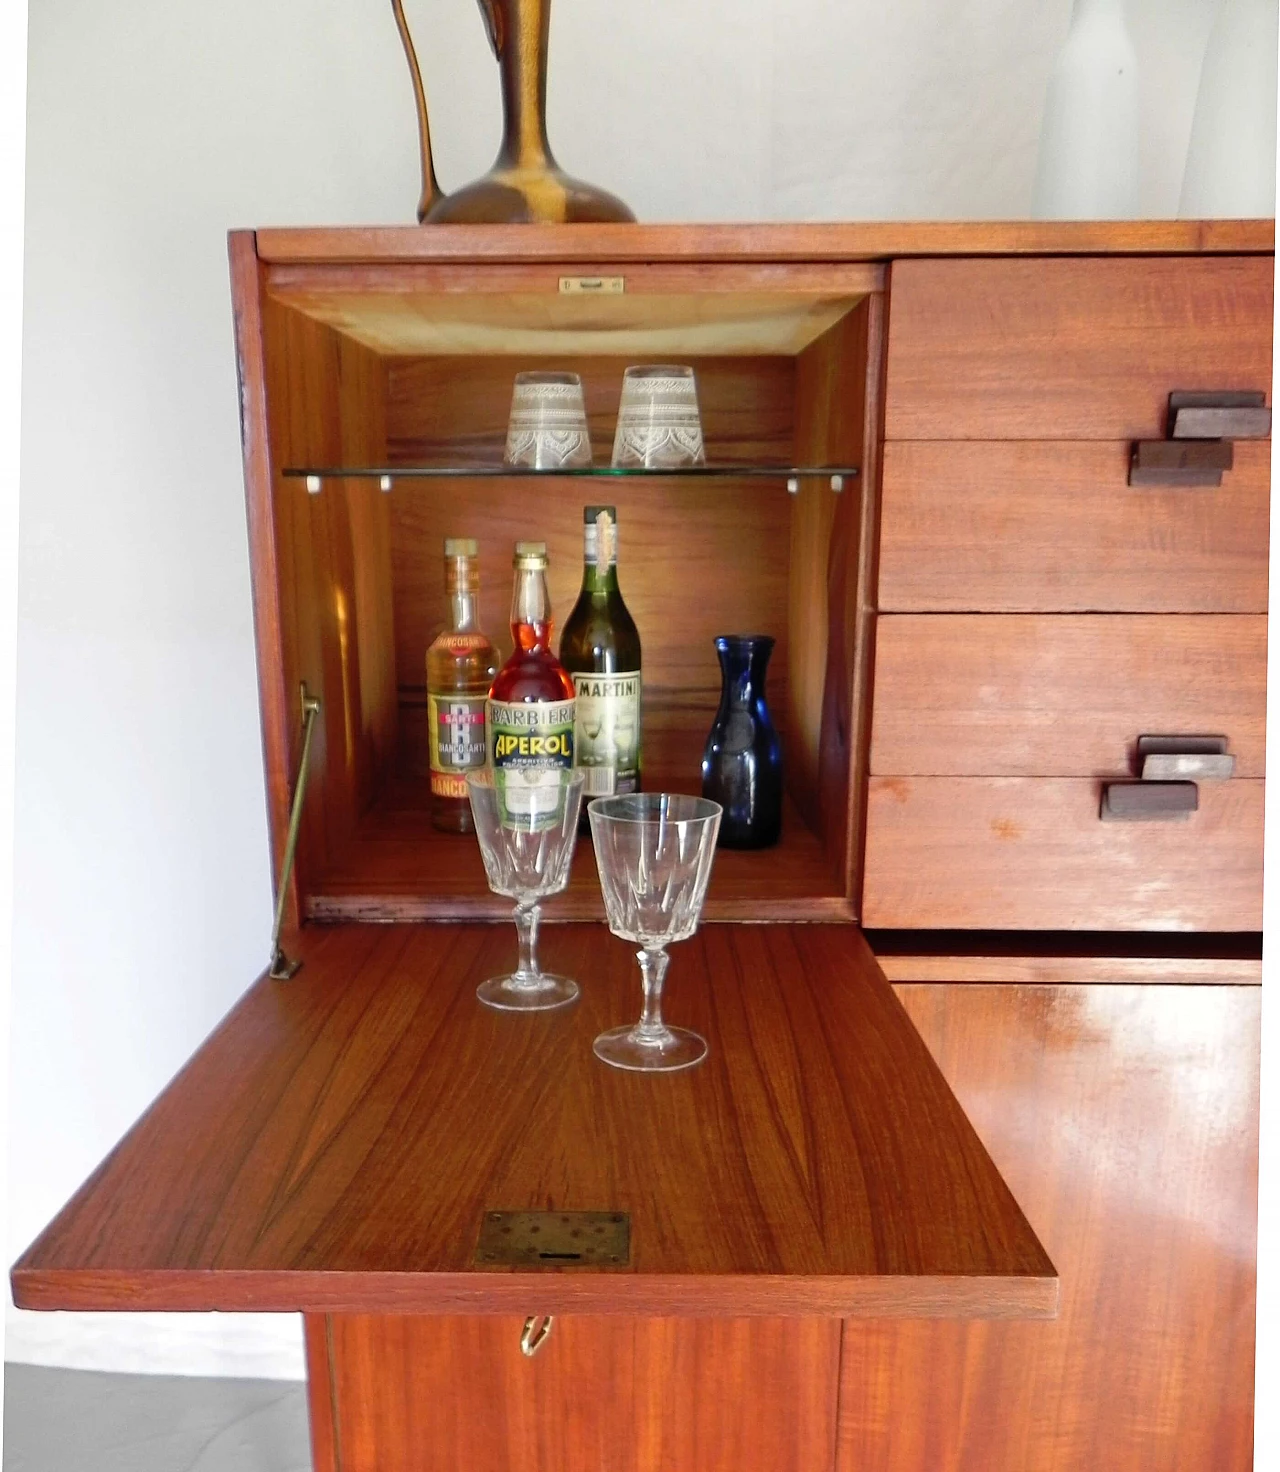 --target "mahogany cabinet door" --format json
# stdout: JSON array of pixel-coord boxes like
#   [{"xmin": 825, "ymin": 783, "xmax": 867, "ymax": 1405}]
[
  {"xmin": 862, "ymin": 776, "xmax": 1263, "ymax": 931},
  {"xmin": 870, "ymin": 614, "xmax": 1267, "ymax": 778},
  {"xmin": 883, "ymin": 255, "xmax": 1274, "ymax": 441},
  {"xmin": 878, "ymin": 439, "xmax": 1271, "ymax": 614},
  {"xmin": 838, "ymin": 982, "xmax": 1259, "ymax": 1472},
  {"xmin": 308, "ymin": 1314, "xmax": 842, "ymax": 1472}
]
